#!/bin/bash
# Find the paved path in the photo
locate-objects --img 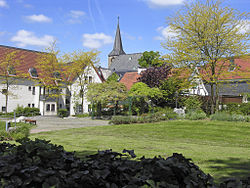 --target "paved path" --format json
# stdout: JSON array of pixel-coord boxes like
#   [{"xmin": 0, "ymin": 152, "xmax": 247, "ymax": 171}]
[{"xmin": 27, "ymin": 116, "xmax": 109, "ymax": 134}]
